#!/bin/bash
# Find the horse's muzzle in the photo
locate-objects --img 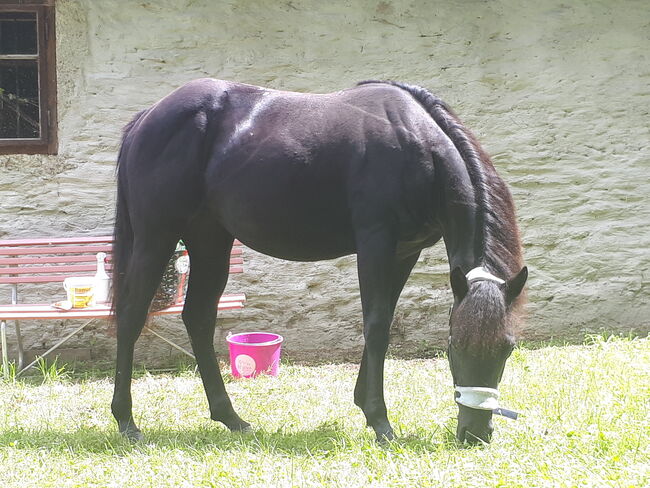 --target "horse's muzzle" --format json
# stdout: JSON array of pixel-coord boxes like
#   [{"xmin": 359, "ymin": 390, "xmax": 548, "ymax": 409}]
[{"xmin": 456, "ymin": 405, "xmax": 494, "ymax": 445}]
